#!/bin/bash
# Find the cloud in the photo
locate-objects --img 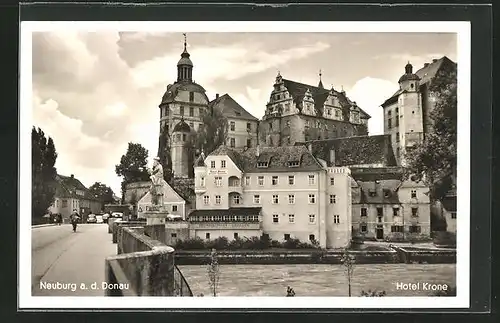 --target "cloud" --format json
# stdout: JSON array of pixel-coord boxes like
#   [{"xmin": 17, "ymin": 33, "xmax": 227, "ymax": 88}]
[
  {"xmin": 346, "ymin": 77, "xmax": 398, "ymax": 135},
  {"xmin": 130, "ymin": 41, "xmax": 330, "ymax": 89}
]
